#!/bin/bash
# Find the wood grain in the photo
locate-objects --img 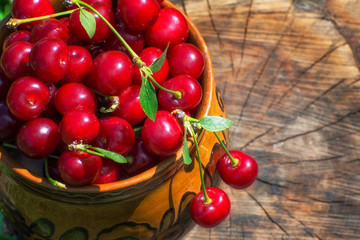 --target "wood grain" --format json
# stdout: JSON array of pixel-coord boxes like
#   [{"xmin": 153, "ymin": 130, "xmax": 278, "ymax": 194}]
[{"xmin": 173, "ymin": 0, "xmax": 360, "ymax": 239}]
